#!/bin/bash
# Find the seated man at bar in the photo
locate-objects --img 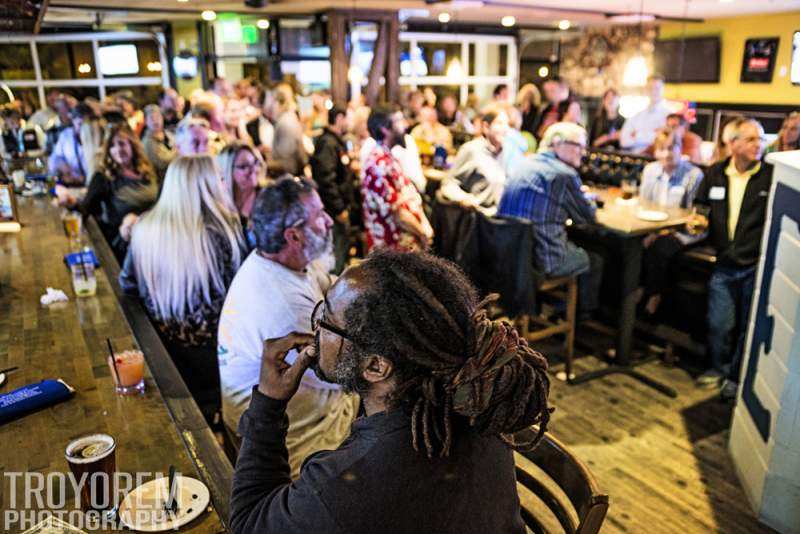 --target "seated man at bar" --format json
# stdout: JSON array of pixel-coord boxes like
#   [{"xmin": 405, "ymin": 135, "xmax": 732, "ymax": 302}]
[
  {"xmin": 230, "ymin": 249, "xmax": 552, "ymax": 533},
  {"xmin": 693, "ymin": 117, "xmax": 773, "ymax": 399},
  {"xmin": 218, "ymin": 177, "xmax": 358, "ymax": 477},
  {"xmin": 440, "ymin": 109, "xmax": 509, "ymax": 210},
  {"xmin": 498, "ymin": 122, "xmax": 603, "ymax": 318},
  {"xmin": 361, "ymin": 106, "xmax": 433, "ymax": 252},
  {"xmin": 48, "ymin": 103, "xmax": 94, "ymax": 185},
  {"xmin": 639, "ymin": 128, "xmax": 705, "ymax": 316}
]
